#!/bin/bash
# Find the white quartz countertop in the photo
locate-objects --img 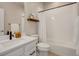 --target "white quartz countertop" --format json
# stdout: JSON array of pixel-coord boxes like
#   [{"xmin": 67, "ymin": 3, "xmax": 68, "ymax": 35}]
[{"xmin": 0, "ymin": 36, "xmax": 37, "ymax": 56}]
